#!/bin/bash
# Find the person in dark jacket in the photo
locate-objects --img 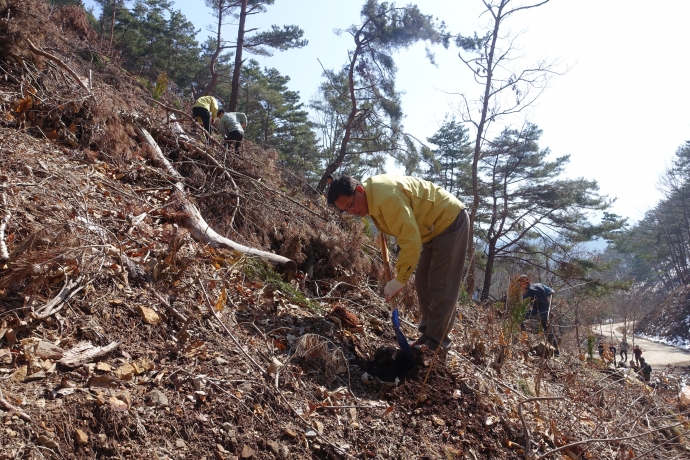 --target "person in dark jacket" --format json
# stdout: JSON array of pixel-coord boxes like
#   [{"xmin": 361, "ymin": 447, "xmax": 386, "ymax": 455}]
[
  {"xmin": 638, "ymin": 358, "xmax": 652, "ymax": 382},
  {"xmin": 633, "ymin": 345, "xmax": 643, "ymax": 366},
  {"xmin": 597, "ymin": 343, "xmax": 605, "ymax": 359},
  {"xmin": 519, "ymin": 275, "xmax": 558, "ymax": 353}
]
